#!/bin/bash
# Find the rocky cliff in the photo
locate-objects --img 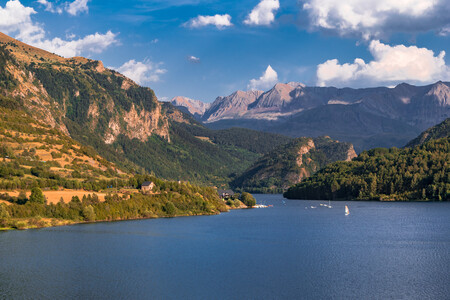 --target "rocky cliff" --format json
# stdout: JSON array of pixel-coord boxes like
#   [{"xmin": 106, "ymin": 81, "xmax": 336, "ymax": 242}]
[
  {"xmin": 231, "ymin": 136, "xmax": 357, "ymax": 193},
  {"xmin": 0, "ymin": 32, "xmax": 170, "ymax": 146}
]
